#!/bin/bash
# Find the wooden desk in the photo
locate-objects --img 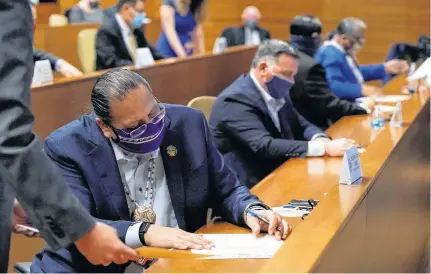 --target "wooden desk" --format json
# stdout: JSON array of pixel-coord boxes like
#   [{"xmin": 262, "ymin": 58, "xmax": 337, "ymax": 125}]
[{"xmin": 148, "ymin": 77, "xmax": 430, "ymax": 272}]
